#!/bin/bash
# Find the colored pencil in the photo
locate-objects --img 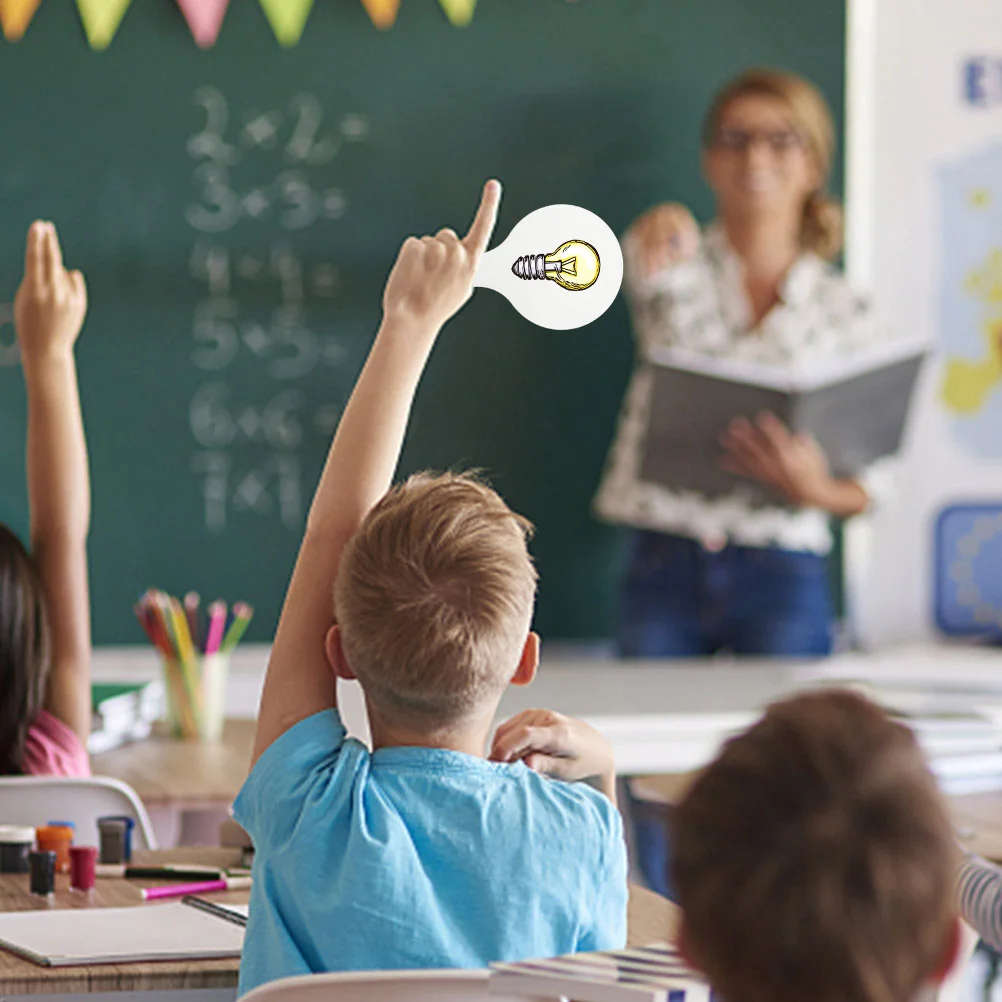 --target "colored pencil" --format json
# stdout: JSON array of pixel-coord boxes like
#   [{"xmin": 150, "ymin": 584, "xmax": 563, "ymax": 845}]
[
  {"xmin": 204, "ymin": 601, "xmax": 228, "ymax": 655},
  {"xmin": 184, "ymin": 592, "xmax": 202, "ymax": 653},
  {"xmin": 220, "ymin": 603, "xmax": 254, "ymax": 653}
]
